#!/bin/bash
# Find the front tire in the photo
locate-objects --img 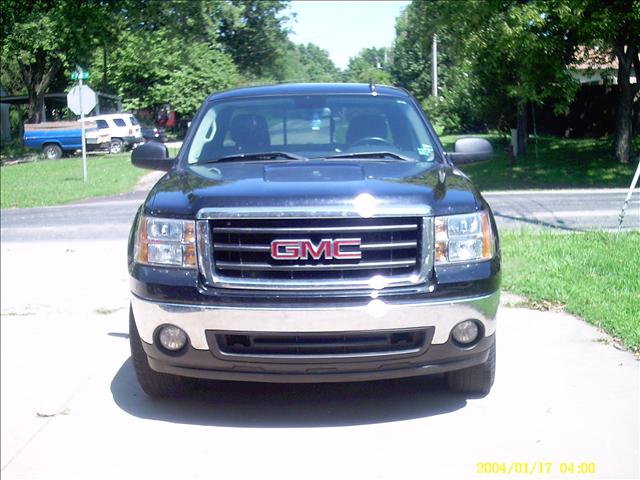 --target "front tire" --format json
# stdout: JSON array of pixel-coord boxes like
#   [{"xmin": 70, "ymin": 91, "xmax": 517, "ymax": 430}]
[
  {"xmin": 110, "ymin": 138, "xmax": 124, "ymax": 154},
  {"xmin": 446, "ymin": 340, "xmax": 496, "ymax": 395},
  {"xmin": 129, "ymin": 306, "xmax": 194, "ymax": 397}
]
